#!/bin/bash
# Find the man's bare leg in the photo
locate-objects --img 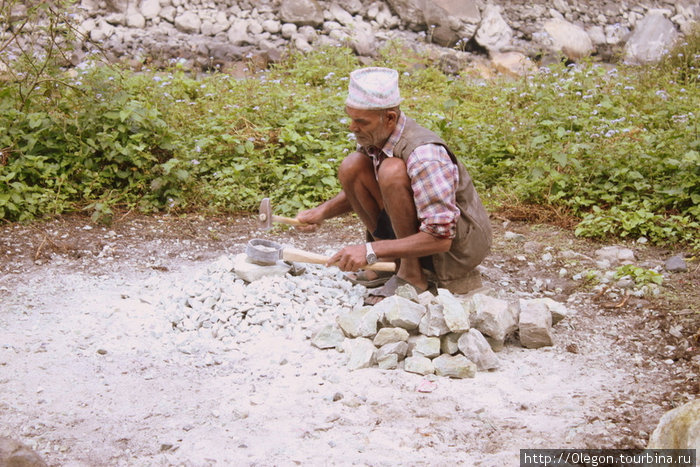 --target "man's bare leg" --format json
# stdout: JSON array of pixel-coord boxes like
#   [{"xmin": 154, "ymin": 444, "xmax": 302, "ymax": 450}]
[
  {"xmin": 337, "ymin": 151, "xmax": 383, "ymax": 234},
  {"xmin": 376, "ymin": 157, "xmax": 427, "ymax": 290}
]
